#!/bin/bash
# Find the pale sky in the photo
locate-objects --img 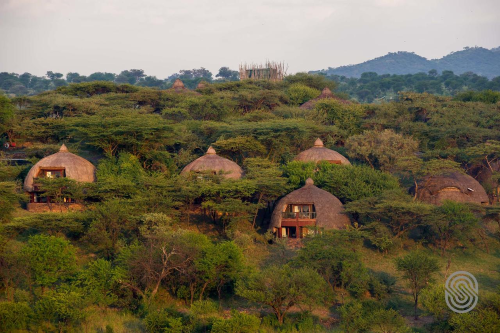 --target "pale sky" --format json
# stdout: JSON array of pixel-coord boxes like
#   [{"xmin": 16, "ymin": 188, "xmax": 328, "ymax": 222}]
[{"xmin": 1, "ymin": 0, "xmax": 499, "ymax": 79}]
